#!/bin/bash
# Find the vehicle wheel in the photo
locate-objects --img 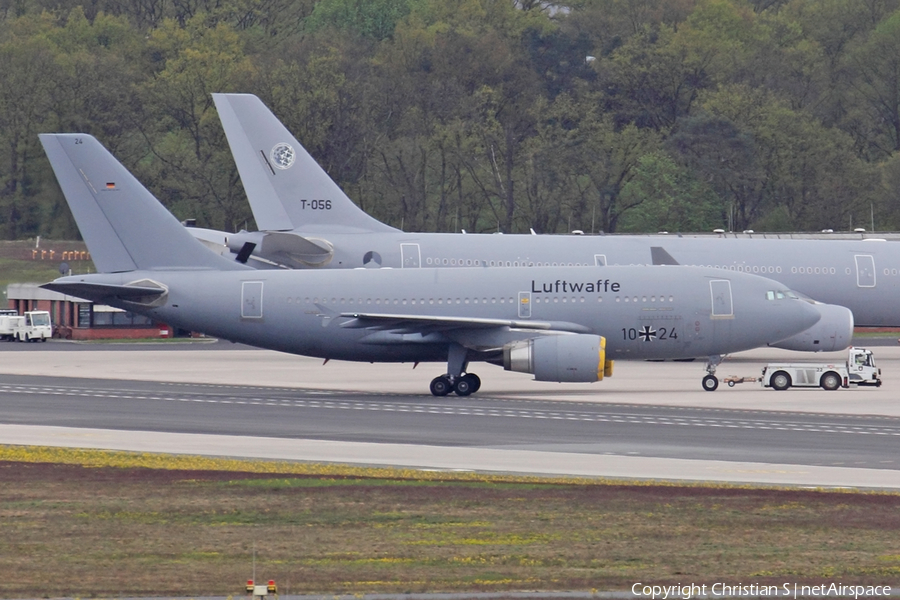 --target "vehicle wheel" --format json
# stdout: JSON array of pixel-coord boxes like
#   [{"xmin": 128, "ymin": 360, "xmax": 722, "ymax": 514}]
[
  {"xmin": 702, "ymin": 374, "xmax": 719, "ymax": 392},
  {"xmin": 820, "ymin": 371, "xmax": 841, "ymax": 391},
  {"xmin": 430, "ymin": 375, "xmax": 452, "ymax": 397},
  {"xmin": 771, "ymin": 371, "xmax": 791, "ymax": 391},
  {"xmin": 727, "ymin": 381, "xmax": 735, "ymax": 388}
]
